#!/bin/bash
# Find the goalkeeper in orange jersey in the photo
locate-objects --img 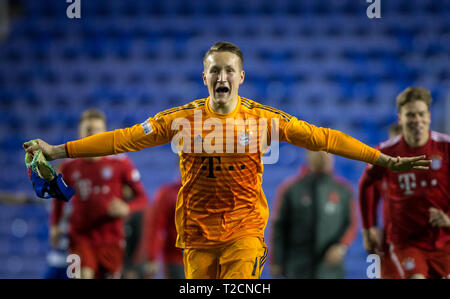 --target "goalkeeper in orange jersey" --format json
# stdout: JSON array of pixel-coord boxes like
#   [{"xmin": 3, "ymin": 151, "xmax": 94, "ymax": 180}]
[{"xmin": 24, "ymin": 41, "xmax": 431, "ymax": 279}]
